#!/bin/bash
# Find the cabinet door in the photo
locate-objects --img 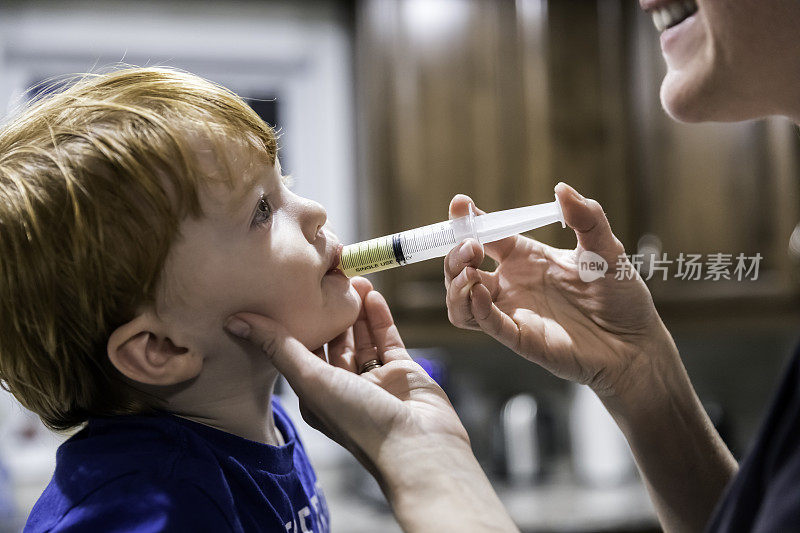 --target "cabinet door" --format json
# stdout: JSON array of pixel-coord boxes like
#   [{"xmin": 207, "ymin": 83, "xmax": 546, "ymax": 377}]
[{"xmin": 355, "ymin": 0, "xmax": 627, "ymax": 317}]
